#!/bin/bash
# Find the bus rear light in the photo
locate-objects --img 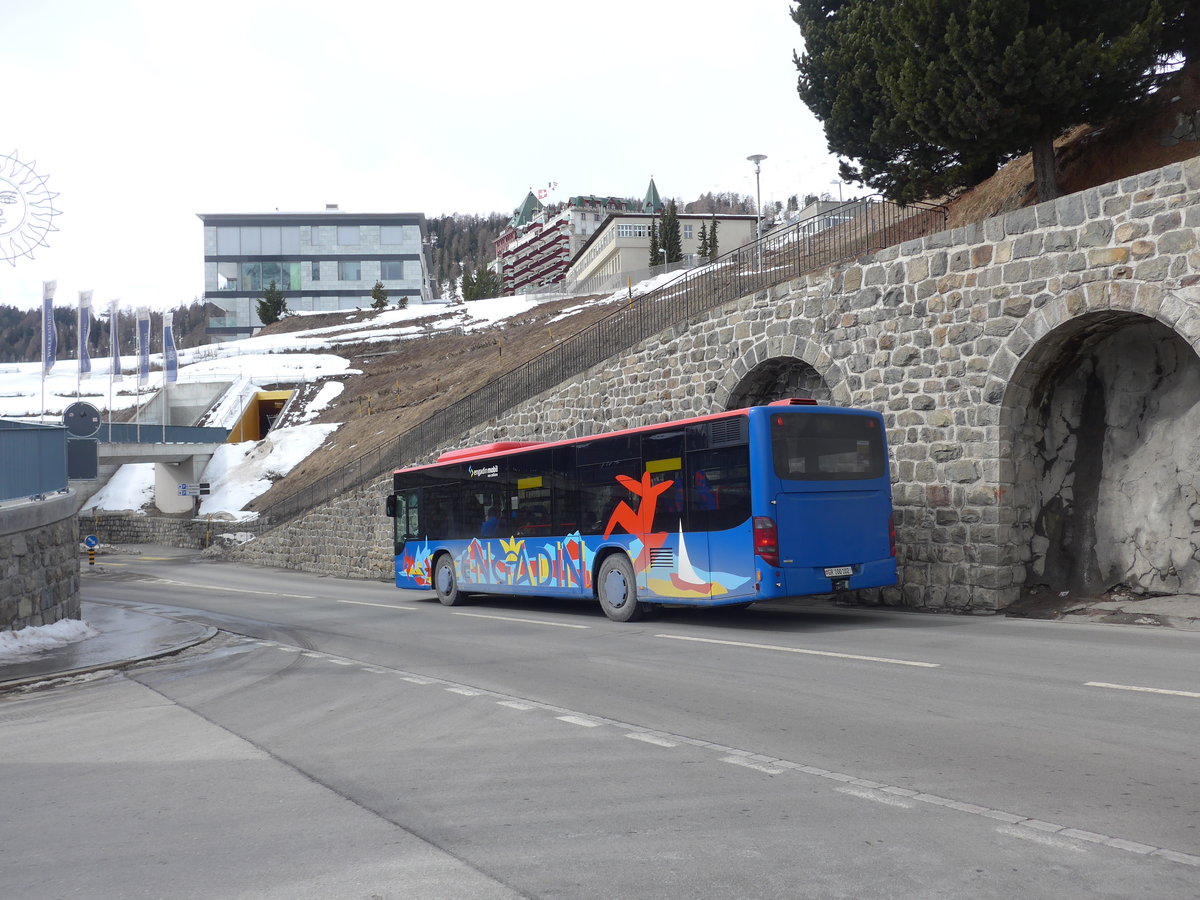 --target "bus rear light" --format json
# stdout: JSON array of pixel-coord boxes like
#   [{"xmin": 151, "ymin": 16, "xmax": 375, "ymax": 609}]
[
  {"xmin": 753, "ymin": 516, "xmax": 780, "ymax": 568},
  {"xmin": 889, "ymin": 514, "xmax": 896, "ymax": 557}
]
